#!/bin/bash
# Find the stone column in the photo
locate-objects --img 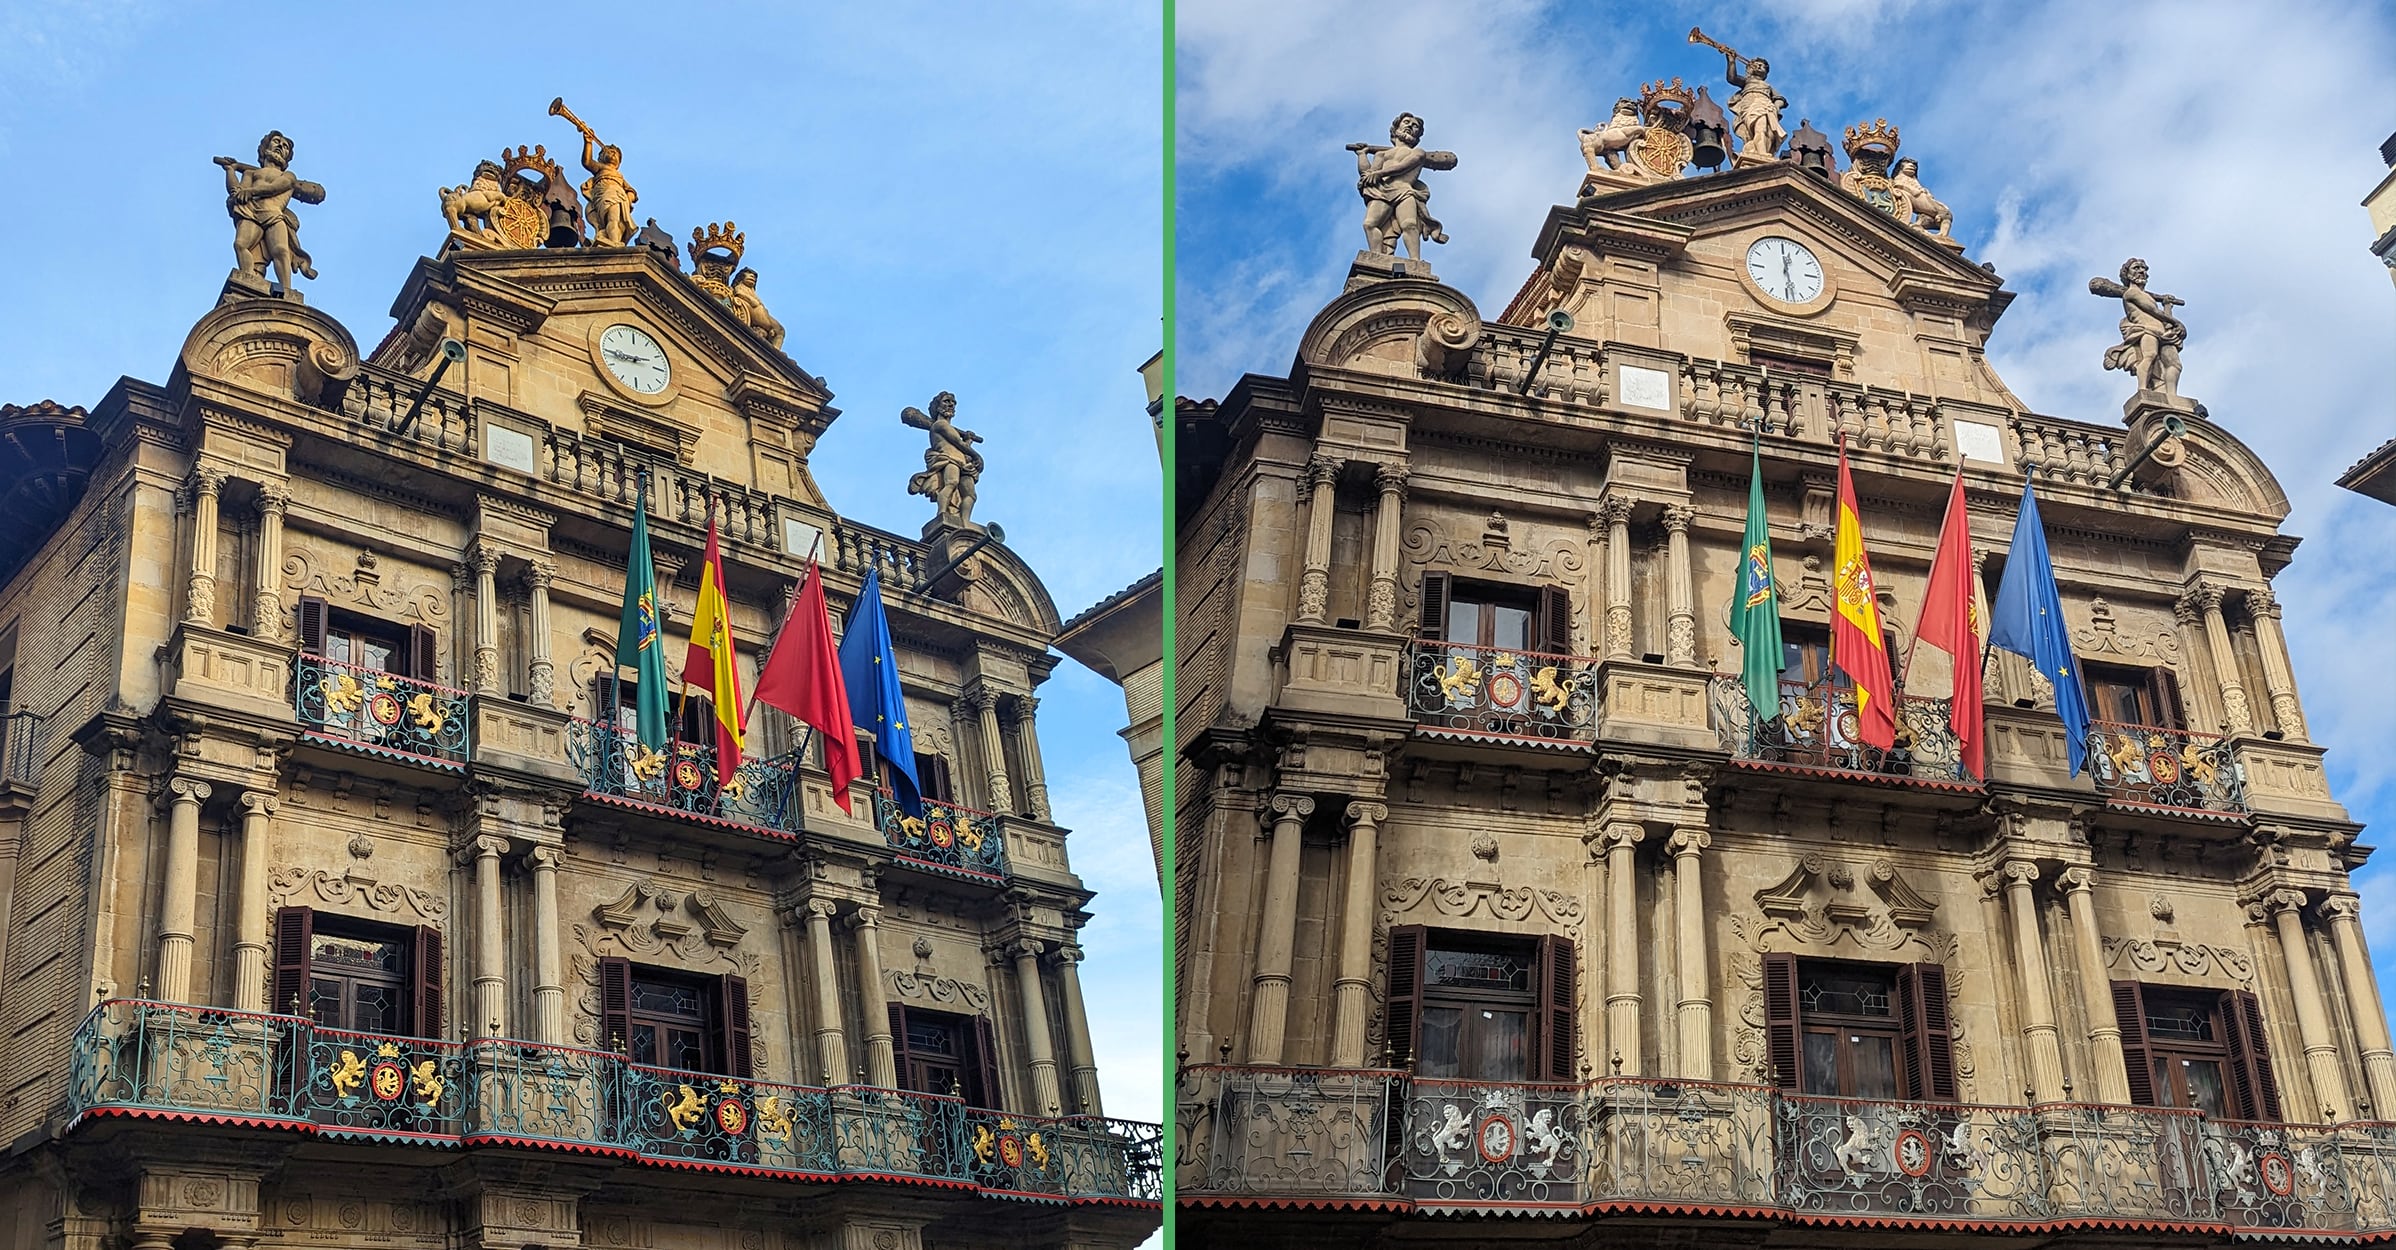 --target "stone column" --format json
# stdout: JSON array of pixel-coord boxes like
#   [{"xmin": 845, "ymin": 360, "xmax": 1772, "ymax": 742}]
[
  {"xmin": 530, "ymin": 847, "xmax": 564, "ymax": 1044},
  {"xmin": 2058, "ymin": 868, "xmax": 2129, "ymax": 1104},
  {"xmin": 251, "ymin": 484, "xmax": 289, "ymax": 640},
  {"xmin": 183, "ymin": 468, "xmax": 226, "ymax": 626},
  {"xmin": 2194, "ymin": 582, "xmax": 2252, "ymax": 734},
  {"xmin": 965, "ymin": 689, "xmax": 1013, "ymax": 814},
  {"xmin": 2246, "ymin": 587, "xmax": 2307, "ymax": 742},
  {"xmin": 1661, "ymin": 504, "xmax": 1698, "ymax": 668},
  {"xmin": 471, "ymin": 545, "xmax": 502, "ymax": 696},
  {"xmin": 1603, "ymin": 822, "xmax": 1644, "ymax": 1074},
  {"xmin": 1296, "ymin": 454, "xmax": 1341, "ymax": 625},
  {"xmin": 1600, "ymin": 498, "xmax": 1635, "ymax": 660},
  {"xmin": 849, "ymin": 906, "xmax": 897, "ymax": 1088},
  {"xmin": 1246, "ymin": 793, "xmax": 1313, "ymax": 1063},
  {"xmin": 524, "ymin": 559, "xmax": 557, "ymax": 708},
  {"xmin": 1010, "ymin": 696, "xmax": 1051, "ymax": 822},
  {"xmin": 471, "ymin": 835, "xmax": 507, "ymax": 1036},
  {"xmin": 2171, "ymin": 593, "xmax": 2224, "ymax": 733},
  {"xmin": 2000, "ymin": 860, "xmax": 2065, "ymax": 1101},
  {"xmin": 2266, "ymin": 889, "xmax": 2351, "ymax": 1118},
  {"xmin": 156, "ymin": 778, "xmax": 210, "ymax": 1002},
  {"xmin": 2322, "ymin": 897, "xmax": 2396, "ymax": 1118},
  {"xmin": 230, "ymin": 793, "xmax": 275, "ymax": 1011},
  {"xmin": 1330, "ymin": 801, "xmax": 1386, "ymax": 1067},
  {"xmin": 1011, "ymin": 939, "xmax": 1064, "ymax": 1115},
  {"xmin": 1365, "ymin": 465, "xmax": 1408, "ymax": 632},
  {"xmin": 803, "ymin": 901, "xmax": 848, "ymax": 1084},
  {"xmin": 1056, "ymin": 945, "xmax": 1104, "ymax": 1115},
  {"xmin": 1668, "ymin": 828, "xmax": 1711, "ymax": 1078}
]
